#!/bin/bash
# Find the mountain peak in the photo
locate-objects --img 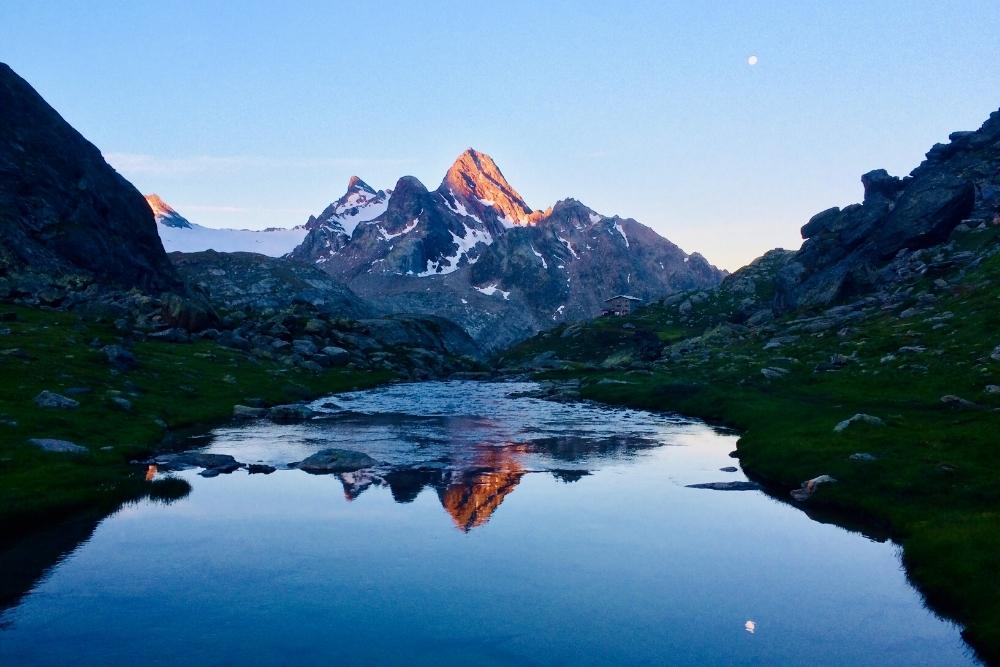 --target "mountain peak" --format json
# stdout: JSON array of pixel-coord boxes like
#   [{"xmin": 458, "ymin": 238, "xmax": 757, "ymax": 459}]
[
  {"xmin": 439, "ymin": 148, "xmax": 533, "ymax": 227},
  {"xmin": 144, "ymin": 194, "xmax": 192, "ymax": 228},
  {"xmin": 347, "ymin": 175, "xmax": 376, "ymax": 195}
]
